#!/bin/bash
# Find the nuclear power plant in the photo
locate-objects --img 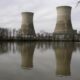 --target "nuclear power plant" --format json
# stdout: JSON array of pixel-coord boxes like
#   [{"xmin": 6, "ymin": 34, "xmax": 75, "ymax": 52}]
[
  {"xmin": 20, "ymin": 12, "xmax": 36, "ymax": 37},
  {"xmin": 5, "ymin": 6, "xmax": 80, "ymax": 41},
  {"xmin": 17, "ymin": 6, "xmax": 80, "ymax": 41}
]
